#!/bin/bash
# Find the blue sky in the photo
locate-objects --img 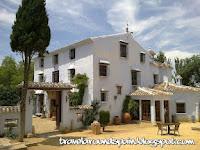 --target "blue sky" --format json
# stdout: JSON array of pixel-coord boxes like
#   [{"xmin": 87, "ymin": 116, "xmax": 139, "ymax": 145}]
[{"xmin": 0, "ymin": 0, "xmax": 200, "ymax": 63}]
